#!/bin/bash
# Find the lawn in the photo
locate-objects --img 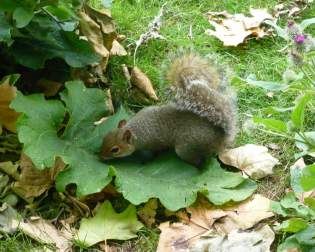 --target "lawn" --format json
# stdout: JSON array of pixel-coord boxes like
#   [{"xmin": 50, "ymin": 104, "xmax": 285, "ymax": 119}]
[{"xmin": 1, "ymin": 0, "xmax": 315, "ymax": 251}]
